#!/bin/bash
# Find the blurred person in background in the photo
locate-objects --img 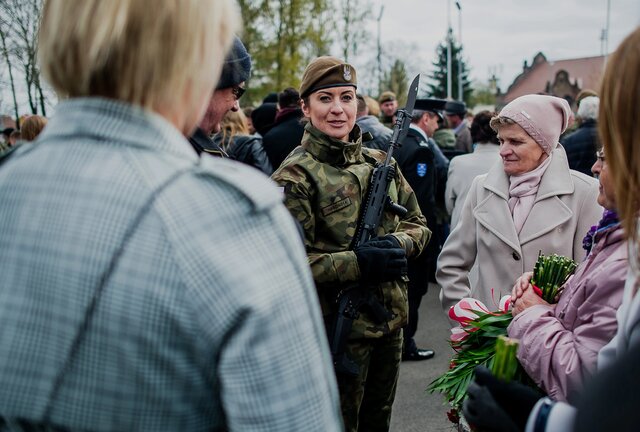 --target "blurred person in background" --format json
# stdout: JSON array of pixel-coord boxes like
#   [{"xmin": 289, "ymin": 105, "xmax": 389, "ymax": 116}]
[
  {"xmin": 378, "ymin": 90, "xmax": 397, "ymax": 128},
  {"xmin": 364, "ymin": 95, "xmax": 380, "ymax": 117},
  {"xmin": 213, "ymin": 109, "xmax": 272, "ymax": 174},
  {"xmin": 262, "ymin": 87, "xmax": 305, "ymax": 170},
  {"xmin": 242, "ymin": 106, "xmax": 256, "ymax": 134},
  {"xmin": 444, "ymin": 101, "xmax": 473, "ymax": 154},
  {"xmin": 561, "ymin": 96, "xmax": 599, "ymax": 176},
  {"xmin": 250, "ymin": 102, "xmax": 277, "ymax": 137},
  {"xmin": 8, "ymin": 129, "xmax": 21, "ymax": 146},
  {"xmin": 0, "ymin": 1, "xmax": 342, "ymax": 430},
  {"xmin": 394, "ymin": 98, "xmax": 448, "ymax": 361},
  {"xmin": 356, "ymin": 93, "xmax": 392, "ymax": 152},
  {"xmin": 20, "ymin": 115, "xmax": 48, "ymax": 142},
  {"xmin": 445, "ymin": 111, "xmax": 501, "ymax": 229}
]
